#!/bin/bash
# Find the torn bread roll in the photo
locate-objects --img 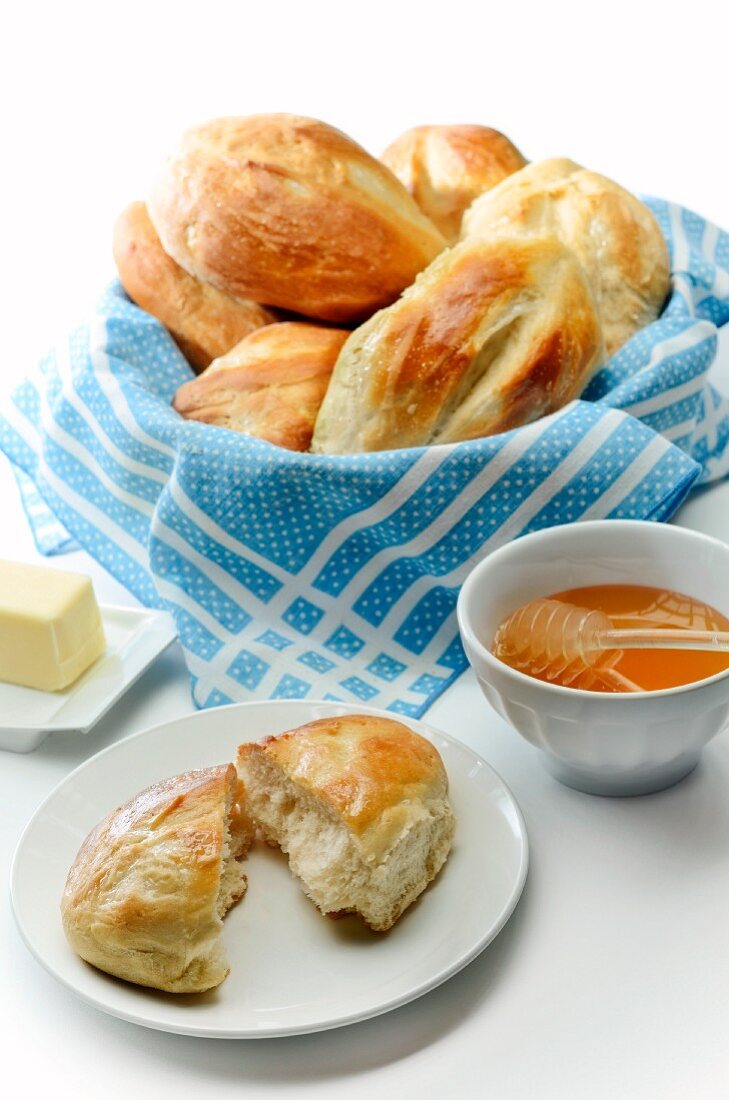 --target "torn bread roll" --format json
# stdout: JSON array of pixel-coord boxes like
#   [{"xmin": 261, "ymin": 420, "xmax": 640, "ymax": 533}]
[
  {"xmin": 61, "ymin": 765, "xmax": 253, "ymax": 993},
  {"xmin": 173, "ymin": 322, "xmax": 349, "ymax": 451},
  {"xmin": 461, "ymin": 158, "xmax": 670, "ymax": 356},
  {"xmin": 237, "ymin": 715, "xmax": 455, "ymax": 932},
  {"xmin": 382, "ymin": 124, "xmax": 527, "ymax": 242},
  {"xmin": 147, "ymin": 114, "xmax": 447, "ymax": 324},
  {"xmin": 311, "ymin": 235, "xmax": 604, "ymax": 454},
  {"xmin": 113, "ymin": 202, "xmax": 276, "ymax": 372}
]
